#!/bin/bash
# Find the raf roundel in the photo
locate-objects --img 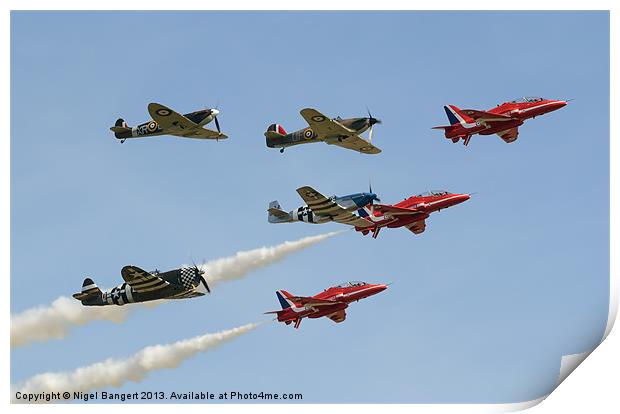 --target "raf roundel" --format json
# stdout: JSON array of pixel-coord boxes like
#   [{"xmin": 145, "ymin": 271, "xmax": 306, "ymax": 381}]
[
  {"xmin": 304, "ymin": 129, "xmax": 314, "ymax": 139},
  {"xmin": 147, "ymin": 121, "xmax": 158, "ymax": 132},
  {"xmin": 156, "ymin": 108, "xmax": 171, "ymax": 116},
  {"xmin": 311, "ymin": 115, "xmax": 325, "ymax": 122}
]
